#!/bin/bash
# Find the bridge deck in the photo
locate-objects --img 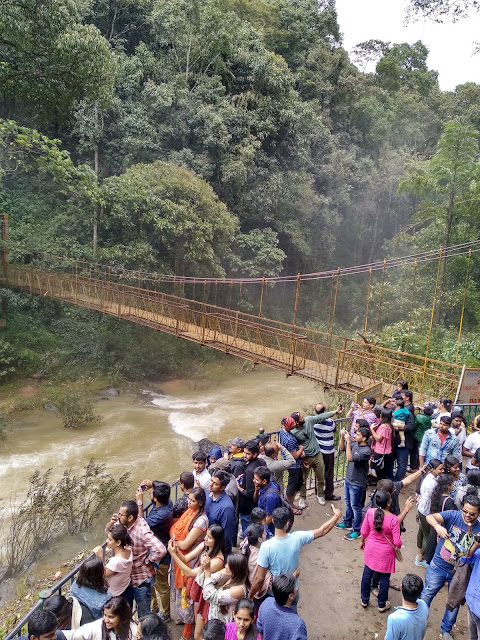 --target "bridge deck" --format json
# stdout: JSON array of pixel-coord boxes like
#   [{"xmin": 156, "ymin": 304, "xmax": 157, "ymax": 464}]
[{"xmin": 0, "ymin": 265, "xmax": 462, "ymax": 399}]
